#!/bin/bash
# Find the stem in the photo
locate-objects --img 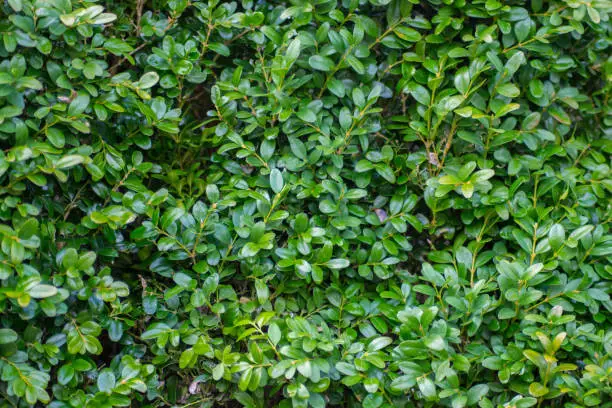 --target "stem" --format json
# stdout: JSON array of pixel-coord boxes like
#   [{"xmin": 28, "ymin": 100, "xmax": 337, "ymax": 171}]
[
  {"xmin": 502, "ymin": 35, "xmax": 550, "ymax": 54},
  {"xmin": 530, "ymin": 222, "xmax": 539, "ymax": 265}
]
